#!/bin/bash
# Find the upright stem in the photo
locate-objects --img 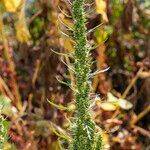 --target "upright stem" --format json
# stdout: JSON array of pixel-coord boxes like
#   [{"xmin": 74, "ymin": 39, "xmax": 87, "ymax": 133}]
[
  {"xmin": 0, "ymin": 13, "xmax": 22, "ymax": 112},
  {"xmin": 72, "ymin": 0, "xmax": 97, "ymax": 149}
]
